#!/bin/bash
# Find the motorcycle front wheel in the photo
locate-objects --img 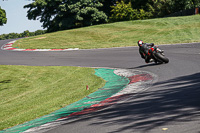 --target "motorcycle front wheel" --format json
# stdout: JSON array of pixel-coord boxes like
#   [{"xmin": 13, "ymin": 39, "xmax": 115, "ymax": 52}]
[{"xmin": 154, "ymin": 52, "xmax": 169, "ymax": 63}]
